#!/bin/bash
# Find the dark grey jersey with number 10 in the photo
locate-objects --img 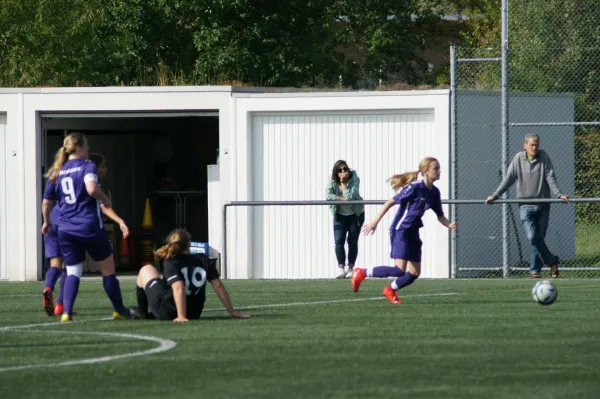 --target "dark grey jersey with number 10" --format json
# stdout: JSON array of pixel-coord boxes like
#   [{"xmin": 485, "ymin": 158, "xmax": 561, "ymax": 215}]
[{"xmin": 162, "ymin": 254, "xmax": 220, "ymax": 319}]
